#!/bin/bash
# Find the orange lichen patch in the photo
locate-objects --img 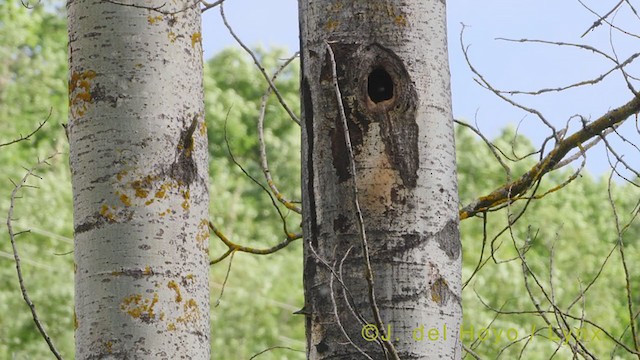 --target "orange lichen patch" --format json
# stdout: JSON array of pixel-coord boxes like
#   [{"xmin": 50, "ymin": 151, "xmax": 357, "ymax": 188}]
[
  {"xmin": 191, "ymin": 32, "xmax": 202, "ymax": 48},
  {"xmin": 119, "ymin": 193, "xmax": 132, "ymax": 207},
  {"xmin": 120, "ymin": 293, "xmax": 159, "ymax": 320},
  {"xmin": 176, "ymin": 298, "xmax": 200, "ymax": 324},
  {"xmin": 147, "ymin": 15, "xmax": 163, "ymax": 25},
  {"xmin": 167, "ymin": 280, "xmax": 183, "ymax": 303},
  {"xmin": 69, "ymin": 70, "xmax": 97, "ymax": 118},
  {"xmin": 100, "ymin": 204, "xmax": 116, "ymax": 221},
  {"xmin": 324, "ymin": 19, "xmax": 339, "ymax": 31}
]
